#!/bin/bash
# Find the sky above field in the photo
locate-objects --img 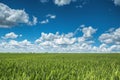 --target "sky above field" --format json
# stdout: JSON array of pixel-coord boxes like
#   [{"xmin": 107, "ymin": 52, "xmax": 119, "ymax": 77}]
[{"xmin": 0, "ymin": 0, "xmax": 120, "ymax": 52}]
